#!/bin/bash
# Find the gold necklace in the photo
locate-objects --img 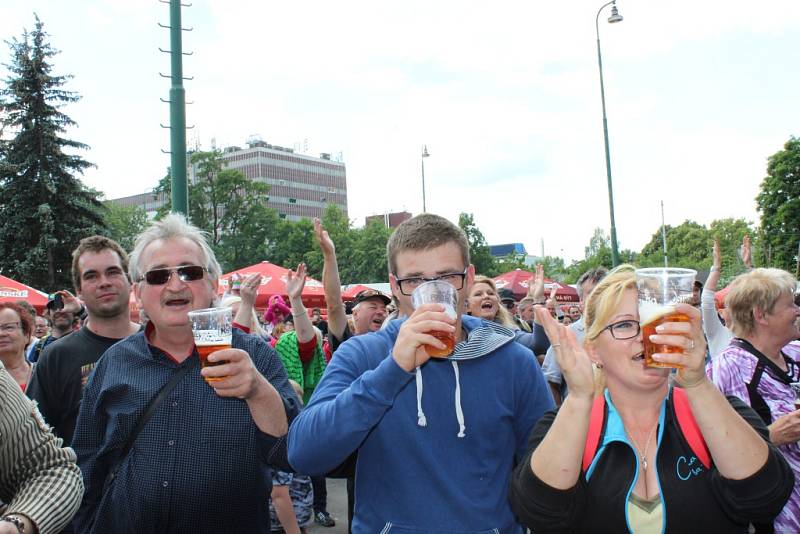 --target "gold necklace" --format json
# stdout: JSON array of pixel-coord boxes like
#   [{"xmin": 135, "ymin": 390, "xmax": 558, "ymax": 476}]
[{"xmin": 626, "ymin": 421, "xmax": 659, "ymax": 470}]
